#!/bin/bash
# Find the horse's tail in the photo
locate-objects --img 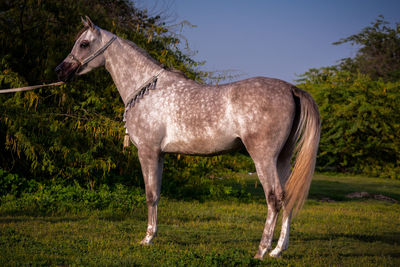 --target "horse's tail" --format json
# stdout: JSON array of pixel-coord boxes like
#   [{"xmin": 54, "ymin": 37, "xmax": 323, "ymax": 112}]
[{"xmin": 284, "ymin": 86, "xmax": 320, "ymax": 216}]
